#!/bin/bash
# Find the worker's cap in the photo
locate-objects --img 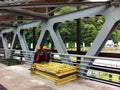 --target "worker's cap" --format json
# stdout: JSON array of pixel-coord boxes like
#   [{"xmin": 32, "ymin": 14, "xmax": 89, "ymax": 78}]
[
  {"xmin": 43, "ymin": 46, "xmax": 47, "ymax": 49},
  {"xmin": 36, "ymin": 46, "xmax": 40, "ymax": 50}
]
